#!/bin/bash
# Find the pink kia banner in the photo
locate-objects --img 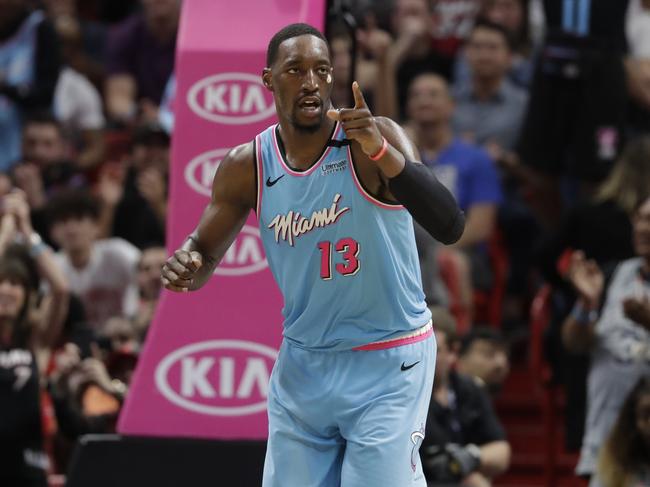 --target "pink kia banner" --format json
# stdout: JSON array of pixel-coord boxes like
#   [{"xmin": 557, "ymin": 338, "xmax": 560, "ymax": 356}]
[{"xmin": 118, "ymin": 0, "xmax": 326, "ymax": 439}]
